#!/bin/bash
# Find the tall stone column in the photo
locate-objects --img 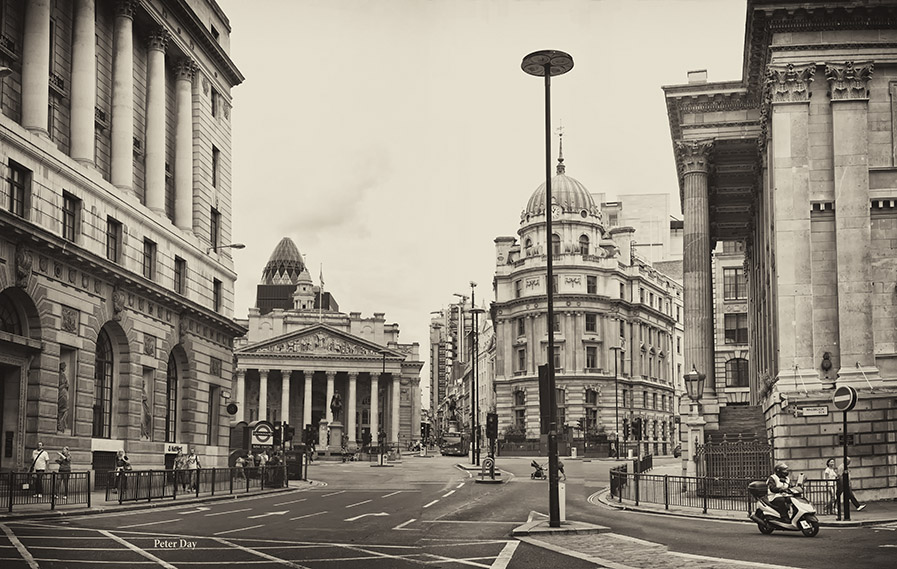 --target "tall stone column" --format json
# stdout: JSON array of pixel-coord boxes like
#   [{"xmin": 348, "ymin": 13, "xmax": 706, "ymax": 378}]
[
  {"xmin": 303, "ymin": 372, "xmax": 312, "ymax": 428},
  {"xmin": 70, "ymin": 0, "xmax": 96, "ymax": 162},
  {"xmin": 677, "ymin": 140, "xmax": 715, "ymax": 399},
  {"xmin": 235, "ymin": 368, "xmax": 246, "ymax": 422},
  {"xmin": 370, "ymin": 373, "xmax": 380, "ymax": 445},
  {"xmin": 390, "ymin": 376, "xmax": 401, "ymax": 444},
  {"xmin": 826, "ymin": 61, "xmax": 881, "ymax": 386},
  {"xmin": 347, "ymin": 373, "xmax": 357, "ymax": 449},
  {"xmin": 258, "ymin": 369, "xmax": 268, "ymax": 421},
  {"xmin": 325, "ymin": 371, "xmax": 335, "ymax": 424},
  {"xmin": 22, "ymin": 0, "xmax": 51, "ymax": 134},
  {"xmin": 174, "ymin": 59, "xmax": 196, "ymax": 231},
  {"xmin": 111, "ymin": 0, "xmax": 137, "ymax": 191},
  {"xmin": 281, "ymin": 372, "xmax": 291, "ymax": 425},
  {"xmin": 145, "ymin": 28, "xmax": 169, "ymax": 214}
]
